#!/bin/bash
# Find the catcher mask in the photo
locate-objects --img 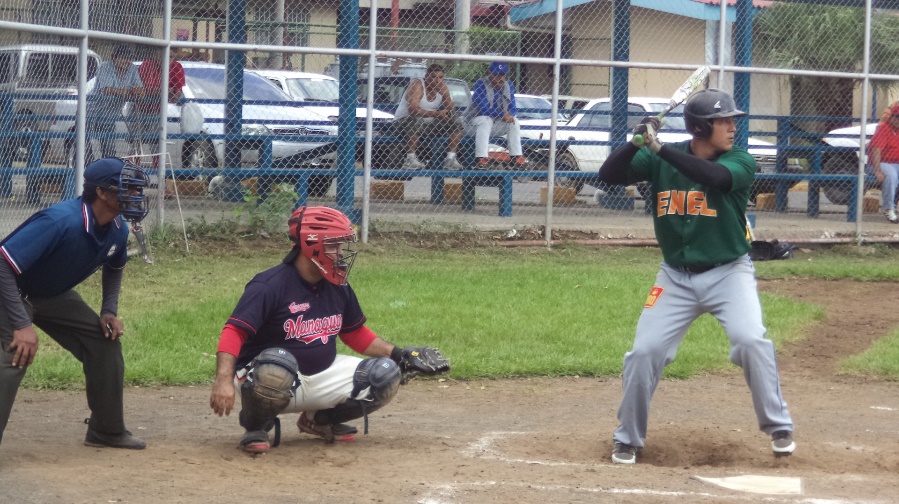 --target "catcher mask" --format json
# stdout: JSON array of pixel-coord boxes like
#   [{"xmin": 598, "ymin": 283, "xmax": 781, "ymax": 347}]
[
  {"xmin": 288, "ymin": 206, "xmax": 357, "ymax": 285},
  {"xmin": 83, "ymin": 158, "xmax": 150, "ymax": 223}
]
